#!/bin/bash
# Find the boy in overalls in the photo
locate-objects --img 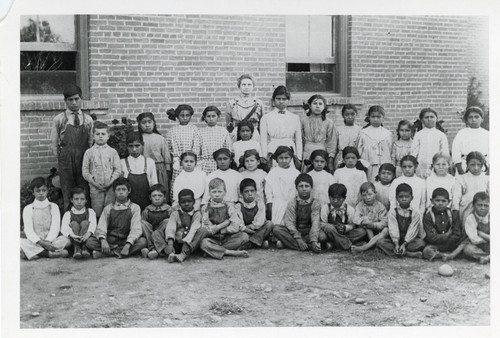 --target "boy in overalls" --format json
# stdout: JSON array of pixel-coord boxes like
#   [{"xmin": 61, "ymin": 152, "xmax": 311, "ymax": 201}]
[
  {"xmin": 50, "ymin": 84, "xmax": 94, "ymax": 209},
  {"xmin": 85, "ymin": 177, "xmax": 147, "ymax": 258}
]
